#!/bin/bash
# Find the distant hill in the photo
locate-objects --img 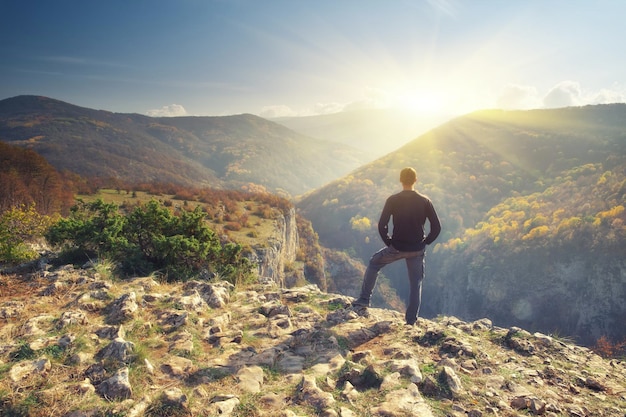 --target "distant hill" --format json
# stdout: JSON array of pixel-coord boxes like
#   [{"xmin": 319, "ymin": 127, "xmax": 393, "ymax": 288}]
[
  {"xmin": 0, "ymin": 95, "xmax": 369, "ymax": 197},
  {"xmin": 297, "ymin": 104, "xmax": 626, "ymax": 345},
  {"xmin": 273, "ymin": 108, "xmax": 449, "ymax": 161}
]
